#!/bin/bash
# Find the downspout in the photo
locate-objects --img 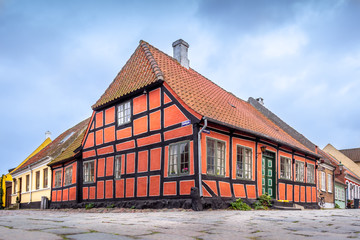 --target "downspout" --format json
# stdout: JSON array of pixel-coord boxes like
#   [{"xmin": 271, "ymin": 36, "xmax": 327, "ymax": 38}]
[{"xmin": 198, "ymin": 117, "xmax": 208, "ymax": 197}]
